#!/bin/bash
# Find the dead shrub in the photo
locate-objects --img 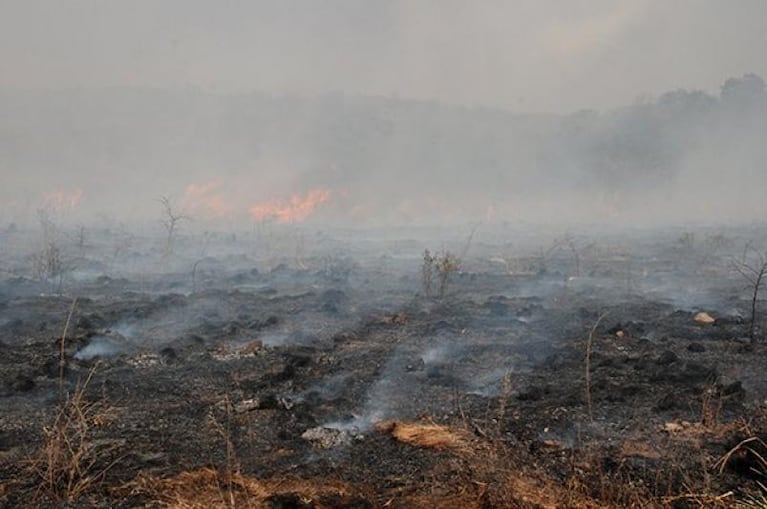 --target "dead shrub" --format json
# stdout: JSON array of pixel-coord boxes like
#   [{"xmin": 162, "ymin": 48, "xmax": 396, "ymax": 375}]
[{"xmin": 30, "ymin": 366, "xmax": 122, "ymax": 503}]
